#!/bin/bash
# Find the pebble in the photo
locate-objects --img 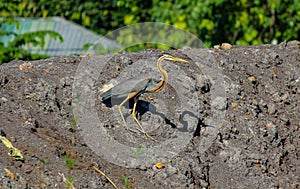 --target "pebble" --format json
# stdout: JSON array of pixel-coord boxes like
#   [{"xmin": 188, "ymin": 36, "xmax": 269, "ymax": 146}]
[
  {"xmin": 280, "ymin": 115, "xmax": 290, "ymax": 124},
  {"xmin": 265, "ymin": 84, "xmax": 278, "ymax": 95},
  {"xmin": 120, "ymin": 56, "xmax": 133, "ymax": 65},
  {"xmin": 211, "ymin": 97, "xmax": 227, "ymax": 111},
  {"xmin": 231, "ymin": 102, "xmax": 238, "ymax": 108},
  {"xmin": 196, "ymin": 74, "xmax": 211, "ymax": 93},
  {"xmin": 166, "ymin": 165, "xmax": 178, "ymax": 175},
  {"xmin": 1, "ymin": 97, "xmax": 8, "ymax": 102},
  {"xmin": 267, "ymin": 103, "xmax": 276, "ymax": 114},
  {"xmin": 22, "ymin": 165, "xmax": 33, "ymax": 174},
  {"xmin": 266, "ymin": 121, "xmax": 278, "ymax": 138}
]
